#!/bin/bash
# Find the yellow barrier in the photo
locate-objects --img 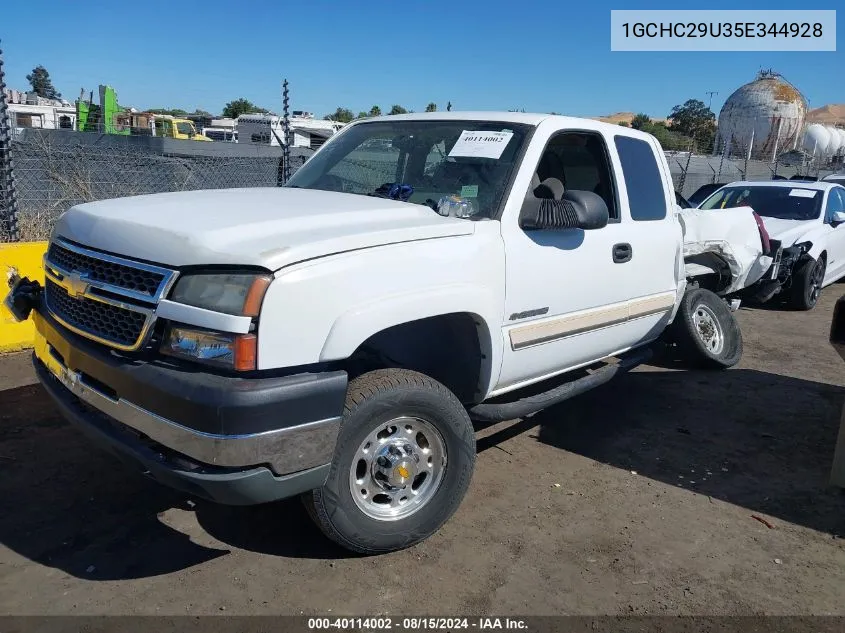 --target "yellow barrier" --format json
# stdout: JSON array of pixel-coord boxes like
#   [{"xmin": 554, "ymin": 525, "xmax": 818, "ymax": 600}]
[{"xmin": 0, "ymin": 241, "xmax": 48, "ymax": 353}]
